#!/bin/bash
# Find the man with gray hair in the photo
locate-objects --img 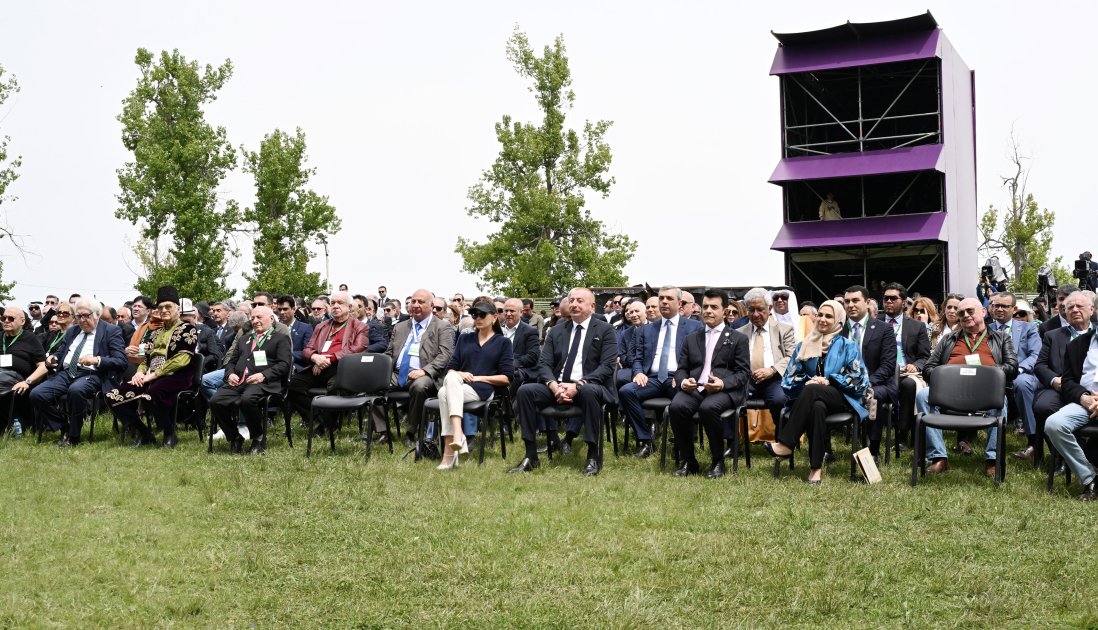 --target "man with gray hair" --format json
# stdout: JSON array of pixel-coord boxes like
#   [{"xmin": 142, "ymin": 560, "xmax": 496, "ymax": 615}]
[{"xmin": 735, "ymin": 288, "xmax": 796, "ymax": 429}]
